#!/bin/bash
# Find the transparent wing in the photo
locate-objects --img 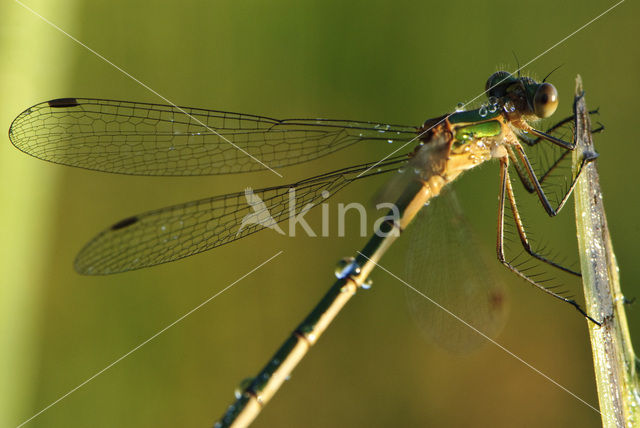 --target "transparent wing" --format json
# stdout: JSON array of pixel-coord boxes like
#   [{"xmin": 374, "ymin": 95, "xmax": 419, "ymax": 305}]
[
  {"xmin": 9, "ymin": 98, "xmax": 417, "ymax": 176},
  {"xmin": 404, "ymin": 189, "xmax": 508, "ymax": 353},
  {"xmin": 75, "ymin": 156, "xmax": 408, "ymax": 275}
]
